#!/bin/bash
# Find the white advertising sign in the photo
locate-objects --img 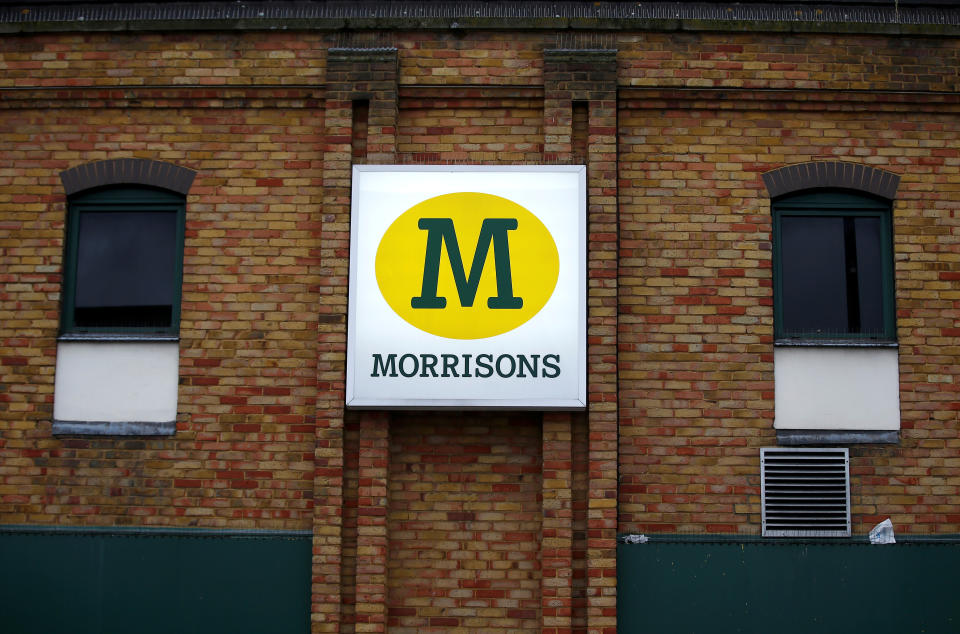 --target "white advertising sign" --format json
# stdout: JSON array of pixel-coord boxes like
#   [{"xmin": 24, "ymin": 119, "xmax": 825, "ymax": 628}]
[{"xmin": 346, "ymin": 165, "xmax": 586, "ymax": 409}]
